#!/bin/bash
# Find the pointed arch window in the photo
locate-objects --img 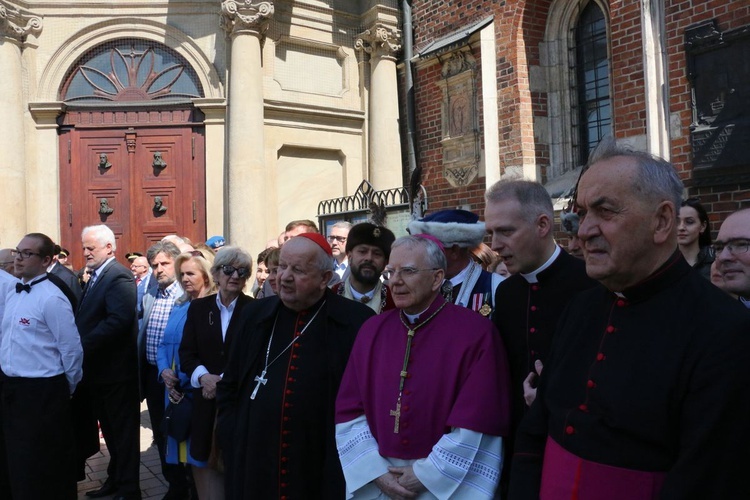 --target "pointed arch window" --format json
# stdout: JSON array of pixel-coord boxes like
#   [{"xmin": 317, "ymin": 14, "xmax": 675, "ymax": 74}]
[
  {"xmin": 572, "ymin": 2, "xmax": 611, "ymax": 164},
  {"xmin": 60, "ymin": 39, "xmax": 203, "ymax": 104}
]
